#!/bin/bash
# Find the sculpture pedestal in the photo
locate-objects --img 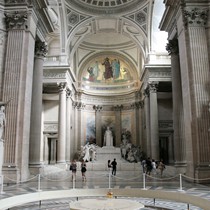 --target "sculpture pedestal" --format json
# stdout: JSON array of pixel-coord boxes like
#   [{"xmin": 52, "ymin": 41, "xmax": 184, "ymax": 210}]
[
  {"xmin": 96, "ymin": 146, "xmax": 121, "ymax": 162},
  {"xmin": 69, "ymin": 198, "xmax": 144, "ymax": 210}
]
